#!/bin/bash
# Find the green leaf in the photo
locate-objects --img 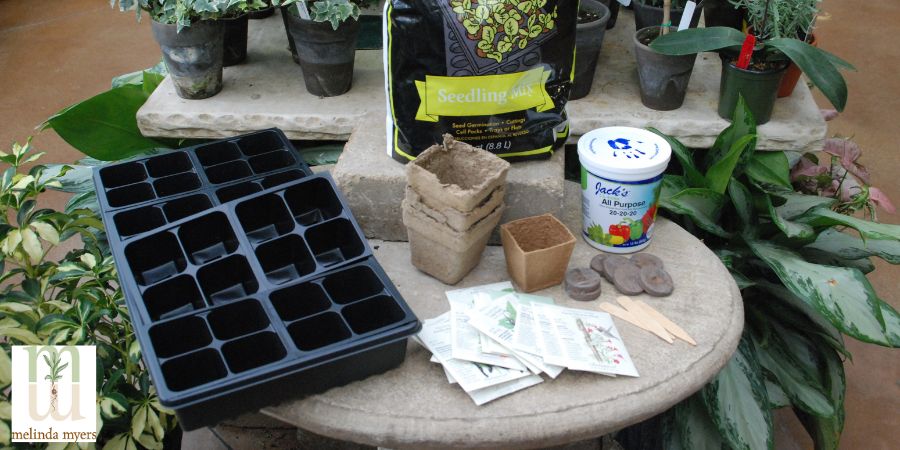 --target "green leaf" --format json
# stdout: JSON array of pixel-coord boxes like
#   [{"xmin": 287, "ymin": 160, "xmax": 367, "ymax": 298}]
[
  {"xmin": 0, "ymin": 327, "xmax": 41, "ymax": 345},
  {"xmin": 131, "ymin": 404, "xmax": 147, "ymax": 439},
  {"xmin": 753, "ymin": 328, "xmax": 834, "ymax": 417},
  {"xmin": 705, "ymin": 134, "xmax": 756, "ymax": 194},
  {"xmin": 298, "ymin": 144, "xmax": 343, "ymax": 166},
  {"xmin": 772, "ymin": 192, "xmax": 837, "ymax": 220},
  {"xmin": 746, "ymin": 152, "xmax": 791, "ymax": 190},
  {"xmin": 675, "ymin": 394, "xmax": 725, "ymax": 450},
  {"xmin": 794, "ymin": 344, "xmax": 846, "ymax": 450},
  {"xmin": 649, "ymin": 26, "xmax": 746, "ymax": 55},
  {"xmin": 103, "ymin": 433, "xmax": 137, "ymax": 450},
  {"xmin": 764, "ymin": 379, "xmax": 790, "ymax": 408},
  {"xmin": 0, "ymin": 349, "xmax": 10, "ymax": 387},
  {"xmin": 44, "ymin": 84, "xmax": 168, "ymax": 161},
  {"xmin": 0, "ymin": 401, "xmax": 10, "ymax": 420},
  {"xmin": 705, "ymin": 96, "xmax": 756, "ymax": 173},
  {"xmin": 796, "ymin": 208, "xmax": 900, "ymax": 243},
  {"xmin": 128, "ymin": 339, "xmax": 142, "ymax": 363},
  {"xmin": 701, "ymin": 336, "xmax": 773, "ymax": 450},
  {"xmin": 748, "ymin": 240, "xmax": 895, "ymax": 346},
  {"xmin": 727, "ymin": 177, "xmax": 754, "ymax": 229},
  {"xmin": 767, "ymin": 38, "xmax": 848, "ymax": 112},
  {"xmin": 648, "ymin": 128, "xmax": 706, "ymax": 188},
  {"xmin": 805, "ymin": 228, "xmax": 900, "ymax": 264},
  {"xmin": 660, "ymin": 188, "xmax": 732, "ymax": 238},
  {"xmin": 879, "ymin": 301, "xmax": 900, "ymax": 347},
  {"xmin": 766, "ymin": 194, "xmax": 815, "ymax": 239},
  {"xmin": 801, "ymin": 248, "xmax": 875, "ymax": 274}
]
